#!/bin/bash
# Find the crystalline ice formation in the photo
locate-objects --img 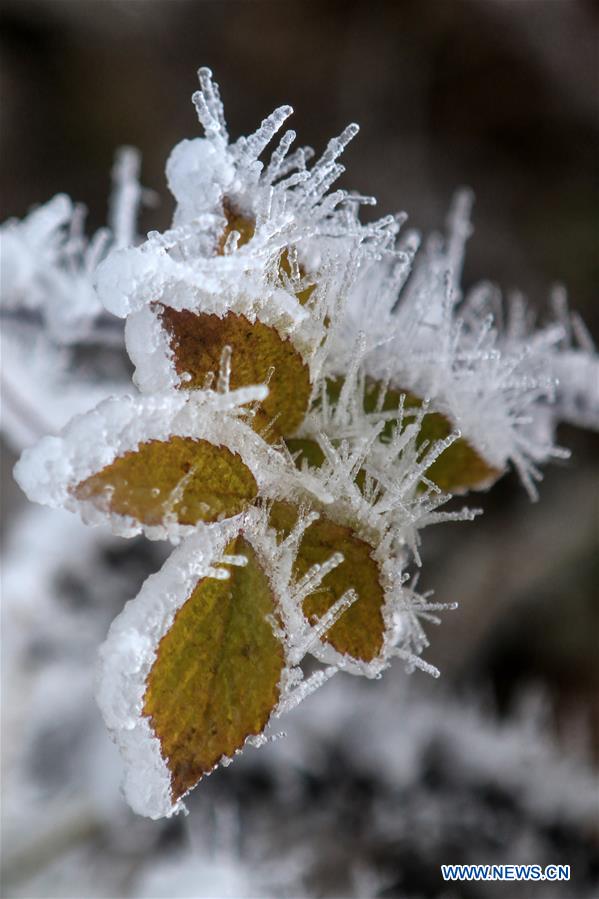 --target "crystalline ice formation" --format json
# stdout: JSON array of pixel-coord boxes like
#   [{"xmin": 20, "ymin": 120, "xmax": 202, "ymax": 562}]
[
  {"xmin": 95, "ymin": 68, "xmax": 397, "ymax": 373},
  {"xmin": 97, "ymin": 500, "xmax": 451, "ymax": 818},
  {"xmin": 327, "ymin": 190, "xmax": 598, "ymax": 497},
  {"xmin": 1, "ymin": 148, "xmax": 151, "ymax": 450},
  {"xmin": 1, "ymin": 147, "xmax": 146, "ymax": 343},
  {"xmin": 8, "ymin": 66, "xmax": 598, "ymax": 818}
]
